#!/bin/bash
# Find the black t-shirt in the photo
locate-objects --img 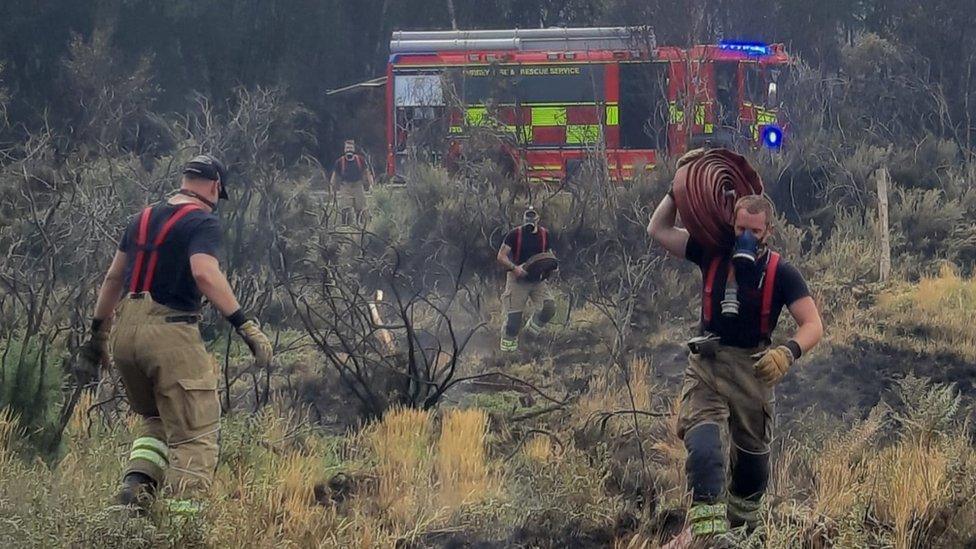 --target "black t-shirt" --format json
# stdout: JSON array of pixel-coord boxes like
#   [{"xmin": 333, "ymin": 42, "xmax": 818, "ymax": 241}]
[
  {"xmin": 334, "ymin": 154, "xmax": 365, "ymax": 183},
  {"xmin": 504, "ymin": 225, "xmax": 551, "ymax": 264},
  {"xmin": 686, "ymin": 237, "xmax": 810, "ymax": 348},
  {"xmin": 118, "ymin": 203, "xmax": 222, "ymax": 312}
]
